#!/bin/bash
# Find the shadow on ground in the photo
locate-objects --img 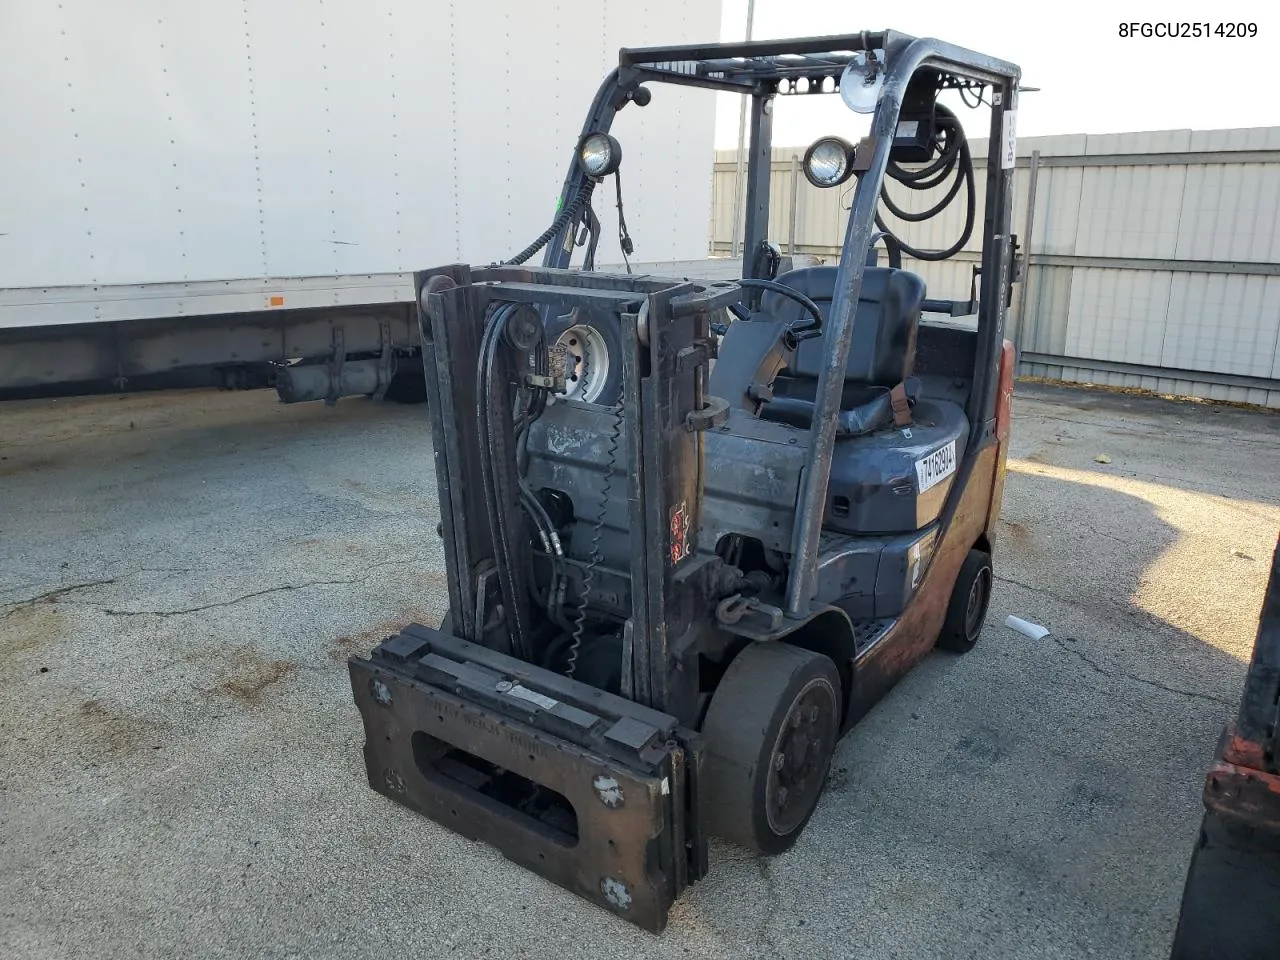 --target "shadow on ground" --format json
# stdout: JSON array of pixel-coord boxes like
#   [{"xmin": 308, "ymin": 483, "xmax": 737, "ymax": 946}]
[{"xmin": 682, "ymin": 442, "xmax": 1266, "ymax": 960}]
